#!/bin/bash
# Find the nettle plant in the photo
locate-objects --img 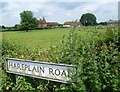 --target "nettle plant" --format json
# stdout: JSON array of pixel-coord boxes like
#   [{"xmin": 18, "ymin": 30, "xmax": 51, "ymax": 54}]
[{"xmin": 1, "ymin": 22, "xmax": 120, "ymax": 91}]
